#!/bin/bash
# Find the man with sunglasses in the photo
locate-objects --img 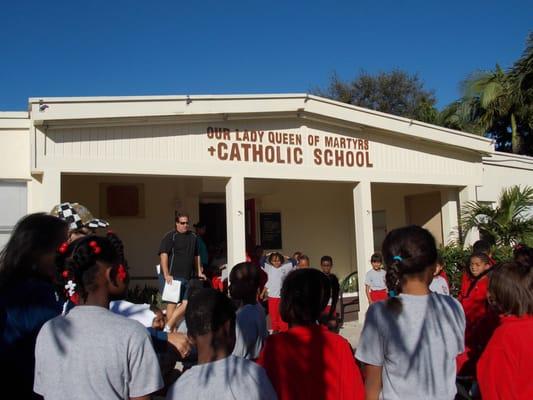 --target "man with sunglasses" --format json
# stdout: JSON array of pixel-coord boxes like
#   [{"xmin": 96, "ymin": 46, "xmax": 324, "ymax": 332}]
[{"xmin": 159, "ymin": 213, "xmax": 204, "ymax": 331}]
